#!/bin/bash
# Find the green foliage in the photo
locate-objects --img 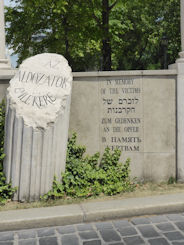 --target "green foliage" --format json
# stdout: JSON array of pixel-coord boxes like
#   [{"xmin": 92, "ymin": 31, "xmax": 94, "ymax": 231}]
[
  {"xmin": 168, "ymin": 176, "xmax": 176, "ymax": 185},
  {"xmin": 5, "ymin": 0, "xmax": 180, "ymax": 71},
  {"xmin": 0, "ymin": 101, "xmax": 16, "ymax": 205},
  {"xmin": 42, "ymin": 133, "xmax": 135, "ymax": 200}
]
